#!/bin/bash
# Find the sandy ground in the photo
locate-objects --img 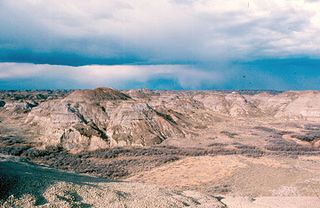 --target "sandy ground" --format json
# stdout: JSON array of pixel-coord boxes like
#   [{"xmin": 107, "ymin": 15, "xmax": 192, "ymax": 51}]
[
  {"xmin": 129, "ymin": 155, "xmax": 320, "ymax": 195},
  {"xmin": 128, "ymin": 155, "xmax": 320, "ymax": 207},
  {"xmin": 222, "ymin": 197, "xmax": 320, "ymax": 208}
]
